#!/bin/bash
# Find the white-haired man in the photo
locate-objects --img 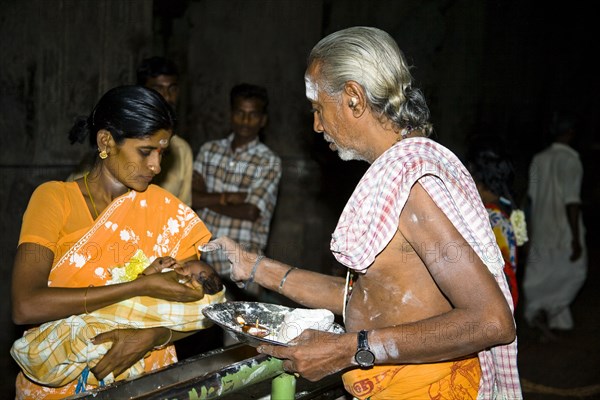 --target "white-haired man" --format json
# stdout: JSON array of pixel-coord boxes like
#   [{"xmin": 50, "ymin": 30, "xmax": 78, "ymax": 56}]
[{"xmin": 205, "ymin": 27, "xmax": 521, "ymax": 399}]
